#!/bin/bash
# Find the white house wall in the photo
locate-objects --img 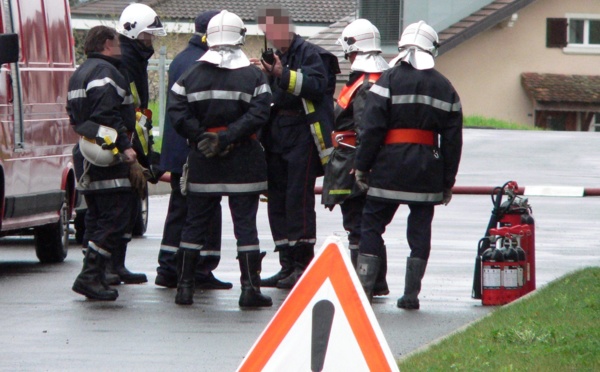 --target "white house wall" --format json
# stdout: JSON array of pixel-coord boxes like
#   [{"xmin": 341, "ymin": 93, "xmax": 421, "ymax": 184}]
[{"xmin": 435, "ymin": 0, "xmax": 600, "ymax": 126}]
